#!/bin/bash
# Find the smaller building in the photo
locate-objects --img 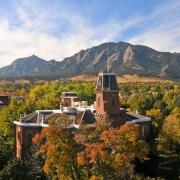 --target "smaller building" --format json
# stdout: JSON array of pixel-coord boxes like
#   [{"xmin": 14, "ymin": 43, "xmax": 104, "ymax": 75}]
[
  {"xmin": 60, "ymin": 92, "xmax": 78, "ymax": 107},
  {"xmin": 0, "ymin": 95, "xmax": 10, "ymax": 111}
]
